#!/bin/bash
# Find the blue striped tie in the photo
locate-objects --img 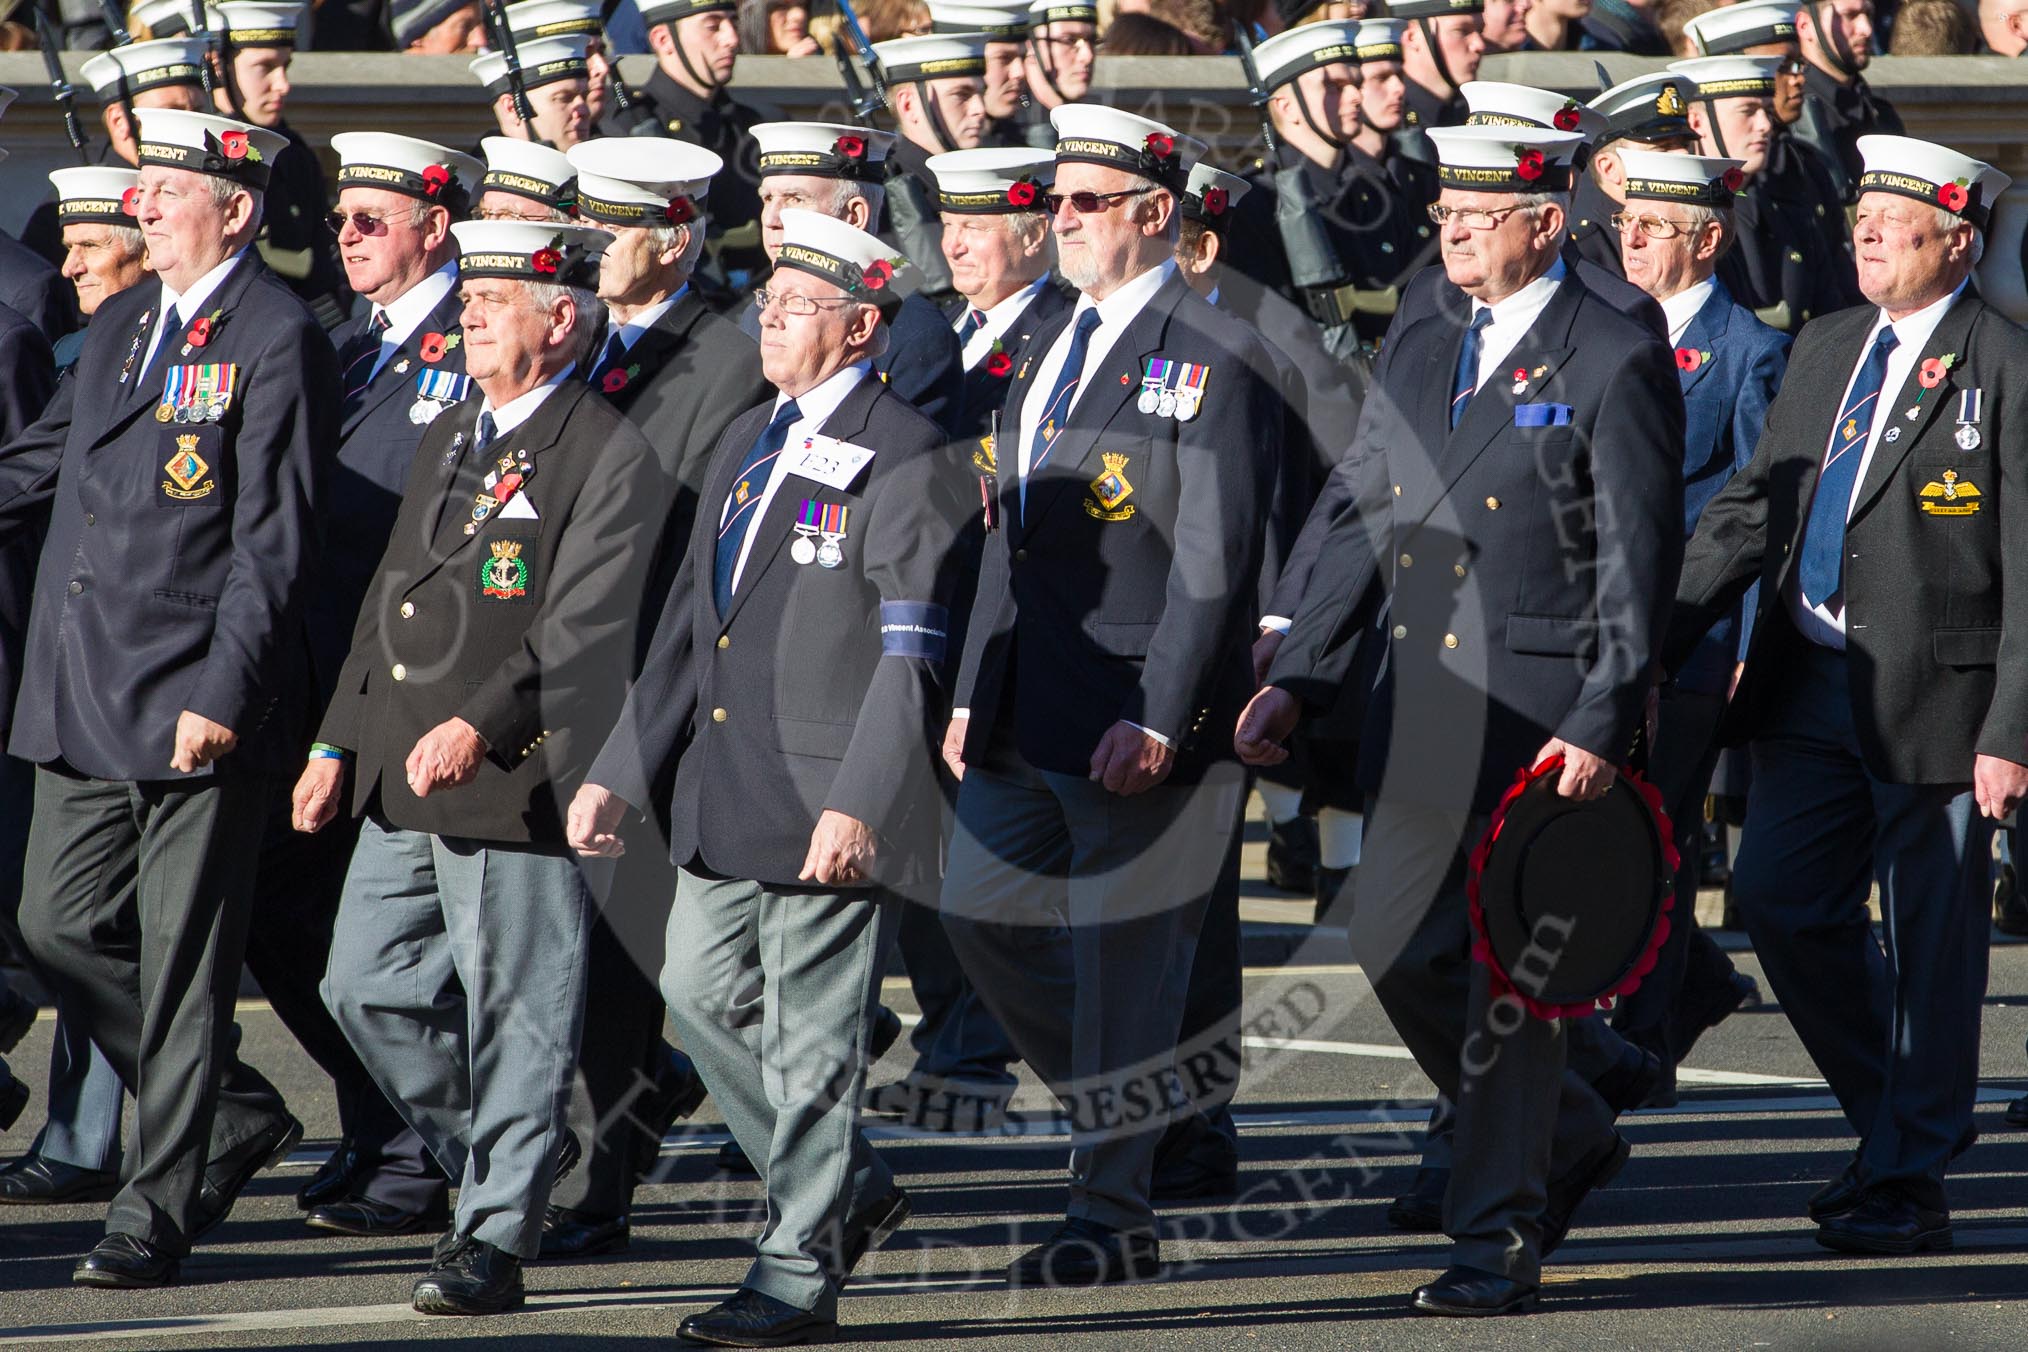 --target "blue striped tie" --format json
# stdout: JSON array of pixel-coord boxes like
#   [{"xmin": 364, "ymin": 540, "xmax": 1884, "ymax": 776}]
[
  {"xmin": 713, "ymin": 398, "xmax": 801, "ymax": 617},
  {"xmin": 1798, "ymin": 327, "xmax": 1899, "ymax": 608},
  {"xmin": 1028, "ymin": 308, "xmax": 1104, "ymax": 476},
  {"xmin": 1450, "ymin": 308, "xmax": 1493, "ymax": 429}
]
